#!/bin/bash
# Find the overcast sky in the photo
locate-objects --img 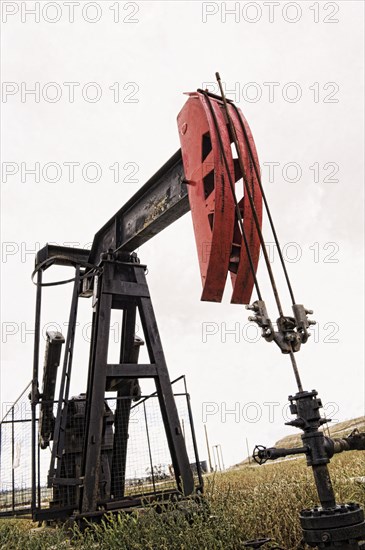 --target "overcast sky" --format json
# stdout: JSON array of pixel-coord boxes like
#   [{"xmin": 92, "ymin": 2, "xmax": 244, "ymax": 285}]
[{"xmin": 1, "ymin": 1, "xmax": 364, "ymax": 468}]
